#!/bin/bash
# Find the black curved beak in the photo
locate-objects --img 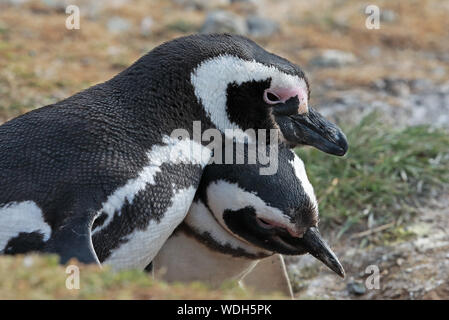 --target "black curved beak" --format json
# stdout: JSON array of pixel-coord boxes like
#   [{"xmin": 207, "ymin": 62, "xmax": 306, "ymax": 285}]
[
  {"xmin": 273, "ymin": 100, "xmax": 348, "ymax": 156},
  {"xmin": 301, "ymin": 227, "xmax": 345, "ymax": 278},
  {"xmin": 279, "ymin": 226, "xmax": 345, "ymax": 278}
]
